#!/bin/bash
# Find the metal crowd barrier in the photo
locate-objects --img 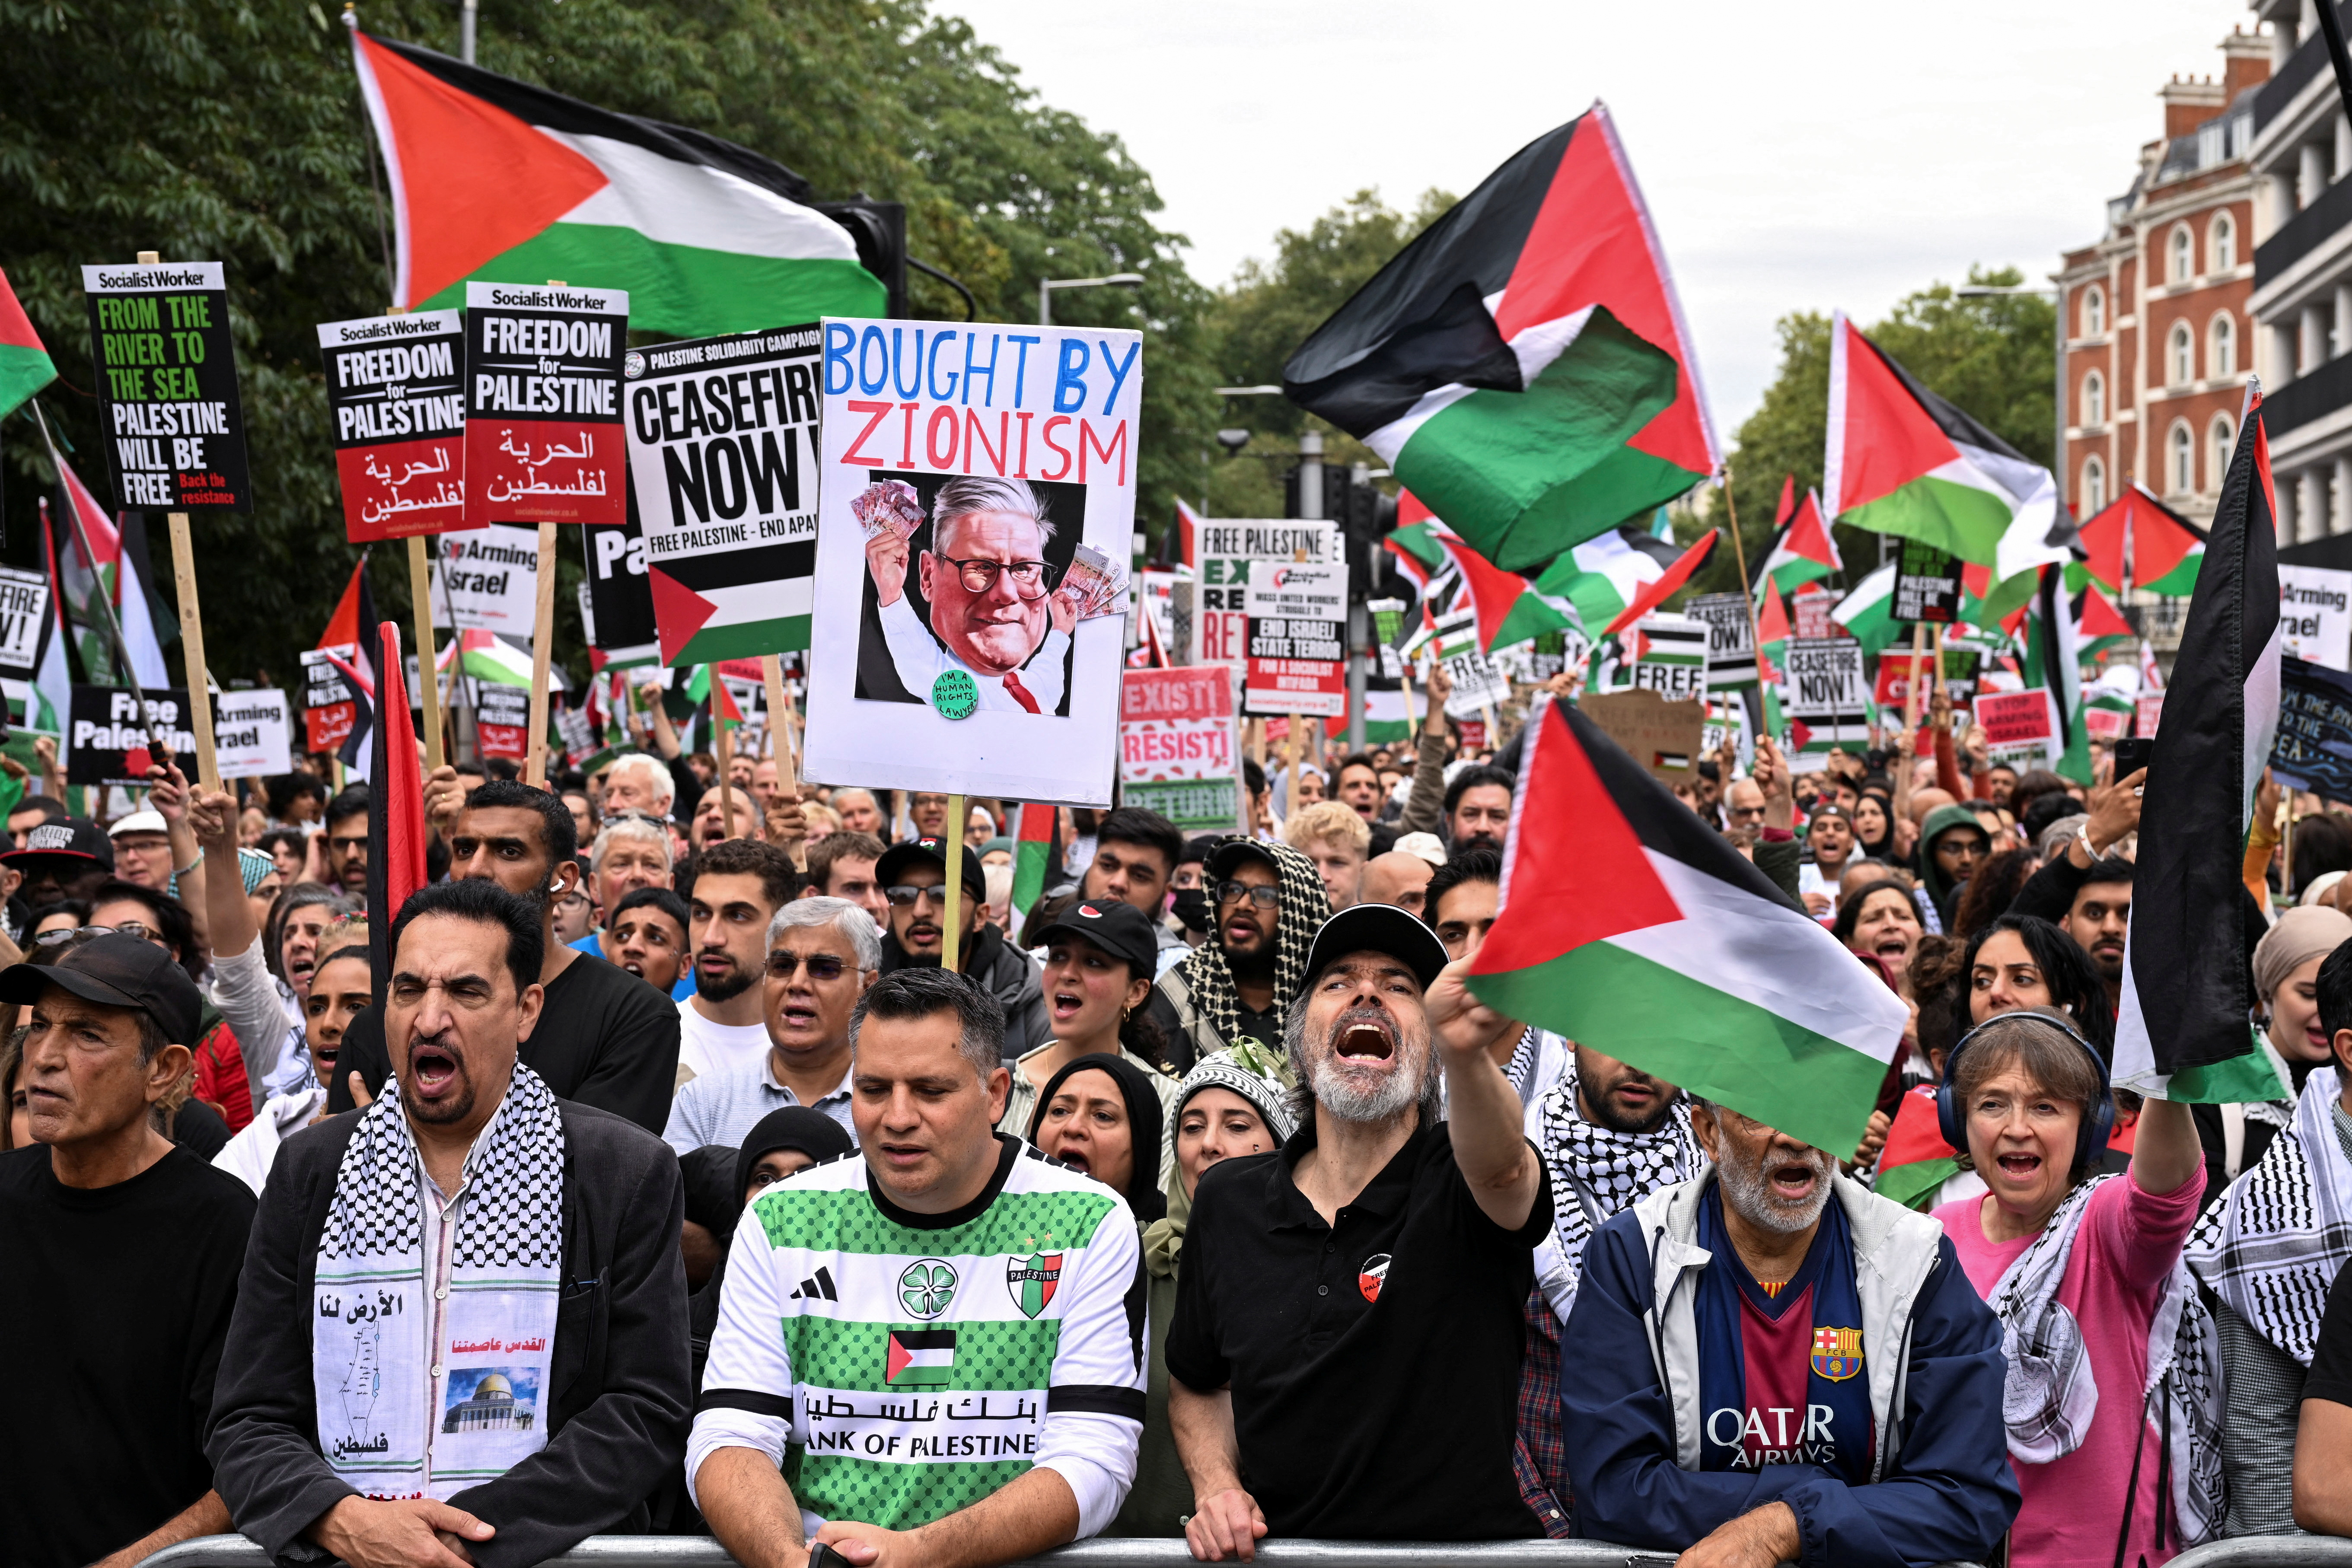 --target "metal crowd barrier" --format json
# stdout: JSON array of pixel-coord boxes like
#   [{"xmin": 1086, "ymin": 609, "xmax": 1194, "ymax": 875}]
[{"xmin": 2171, "ymin": 1540, "xmax": 2352, "ymax": 1568}]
